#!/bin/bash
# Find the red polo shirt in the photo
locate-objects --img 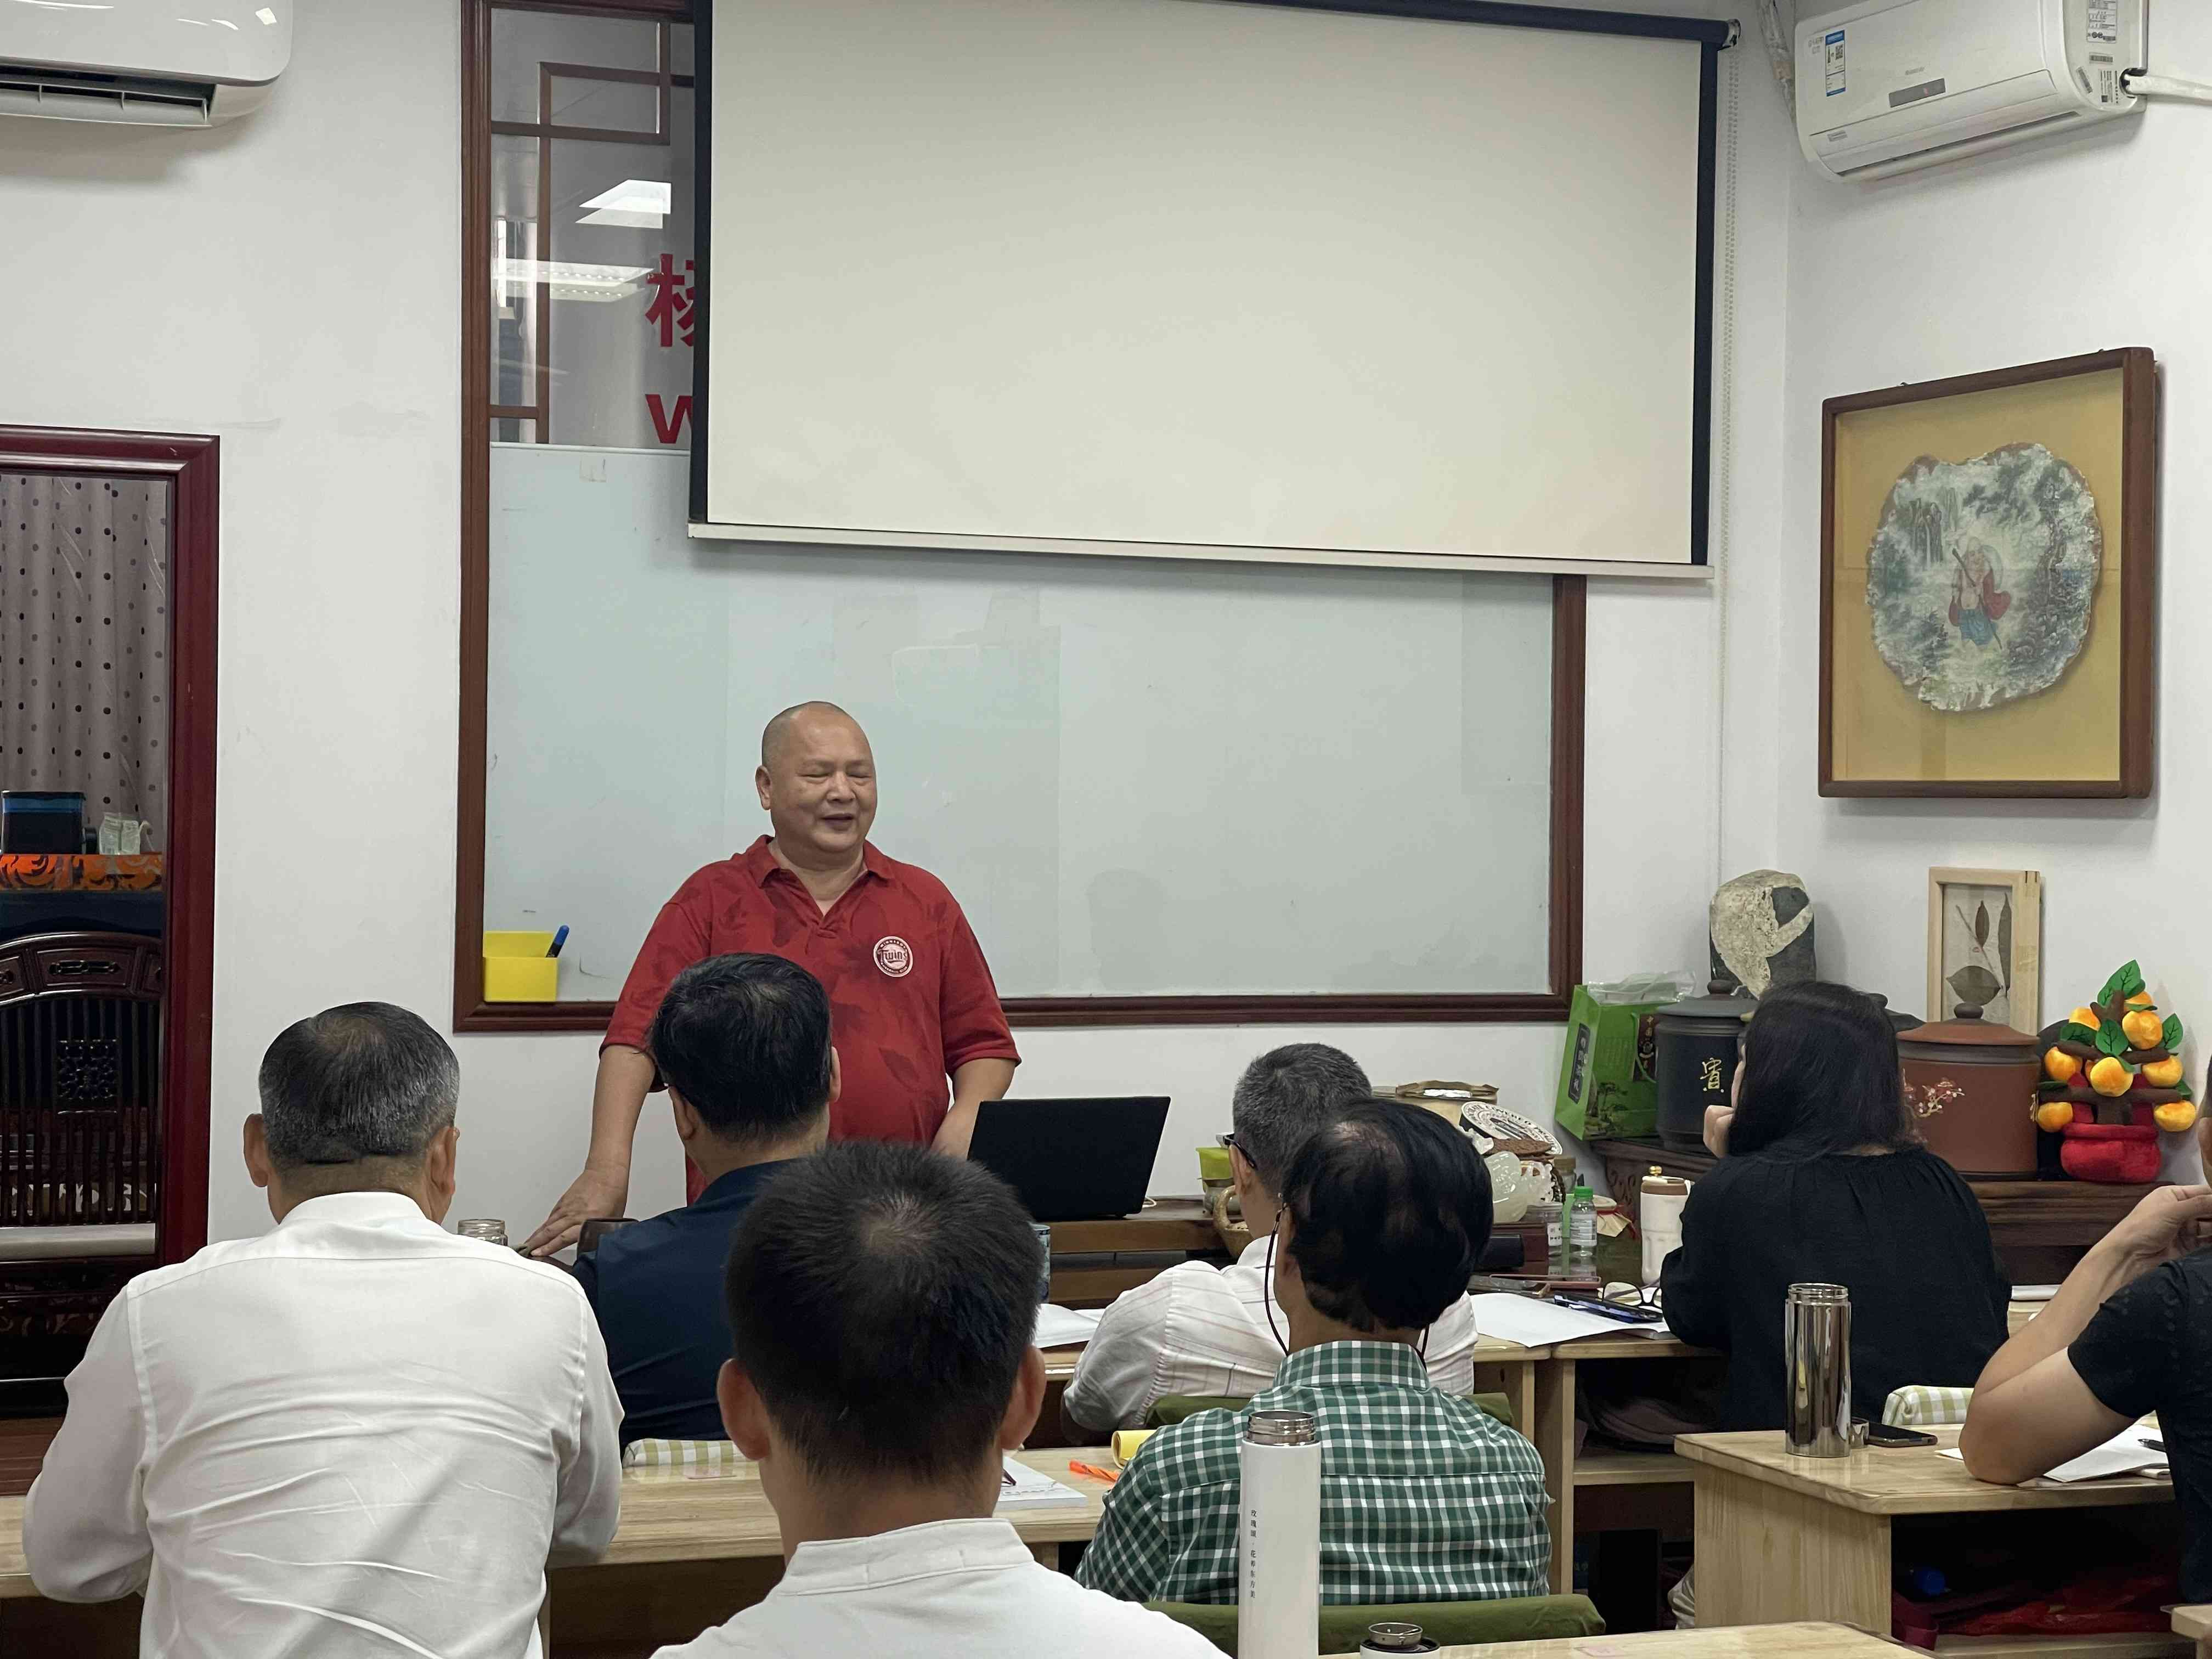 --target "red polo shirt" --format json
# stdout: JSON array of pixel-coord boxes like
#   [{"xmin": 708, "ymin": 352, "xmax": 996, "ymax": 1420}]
[{"xmin": 605, "ymin": 838, "xmax": 1020, "ymax": 1188}]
